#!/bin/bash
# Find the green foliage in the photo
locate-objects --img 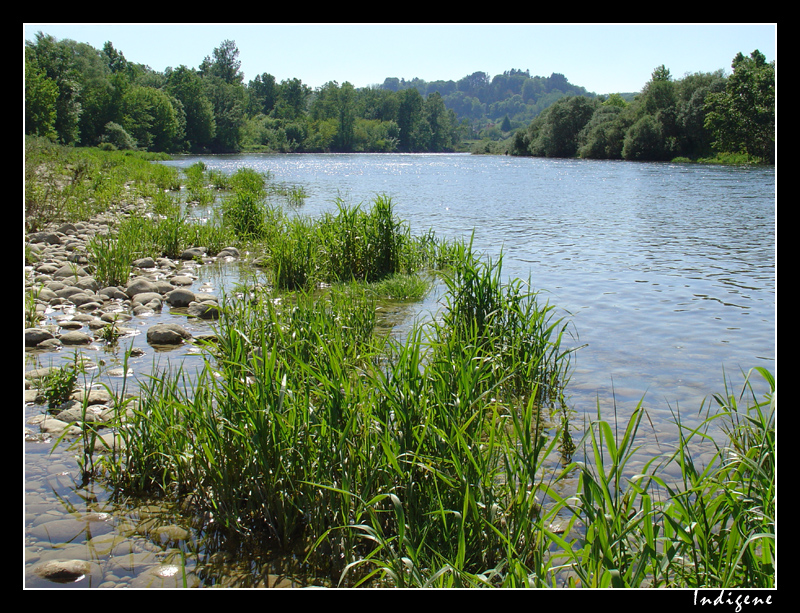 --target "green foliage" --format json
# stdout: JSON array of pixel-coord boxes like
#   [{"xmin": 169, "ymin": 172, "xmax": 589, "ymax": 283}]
[
  {"xmin": 24, "ymin": 29, "xmax": 772, "ymax": 161},
  {"xmin": 220, "ymin": 167, "xmax": 270, "ymax": 239},
  {"xmin": 512, "ymin": 51, "xmax": 772, "ymax": 164},
  {"xmin": 100, "ymin": 121, "xmax": 137, "ymax": 150},
  {"xmin": 24, "ymin": 137, "xmax": 179, "ymax": 232},
  {"xmin": 40, "ymin": 357, "xmax": 81, "ymax": 410},
  {"xmin": 24, "ymin": 47, "xmax": 59, "ymax": 140},
  {"xmin": 704, "ymin": 50, "xmax": 775, "ymax": 163},
  {"xmin": 525, "ymin": 96, "xmax": 599, "ymax": 157},
  {"xmin": 99, "ymin": 242, "xmax": 574, "ymax": 584}
]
